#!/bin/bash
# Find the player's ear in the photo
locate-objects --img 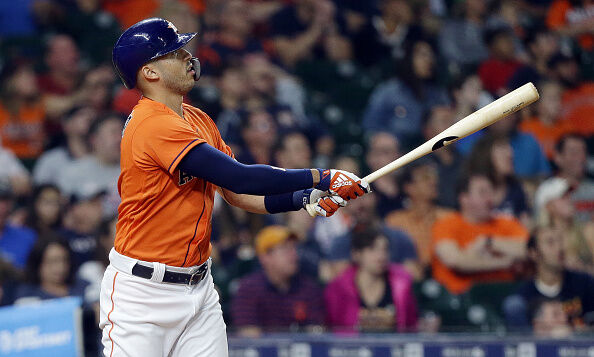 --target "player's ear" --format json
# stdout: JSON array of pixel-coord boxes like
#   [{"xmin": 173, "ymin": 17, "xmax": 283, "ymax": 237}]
[{"xmin": 139, "ymin": 64, "xmax": 160, "ymax": 82}]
